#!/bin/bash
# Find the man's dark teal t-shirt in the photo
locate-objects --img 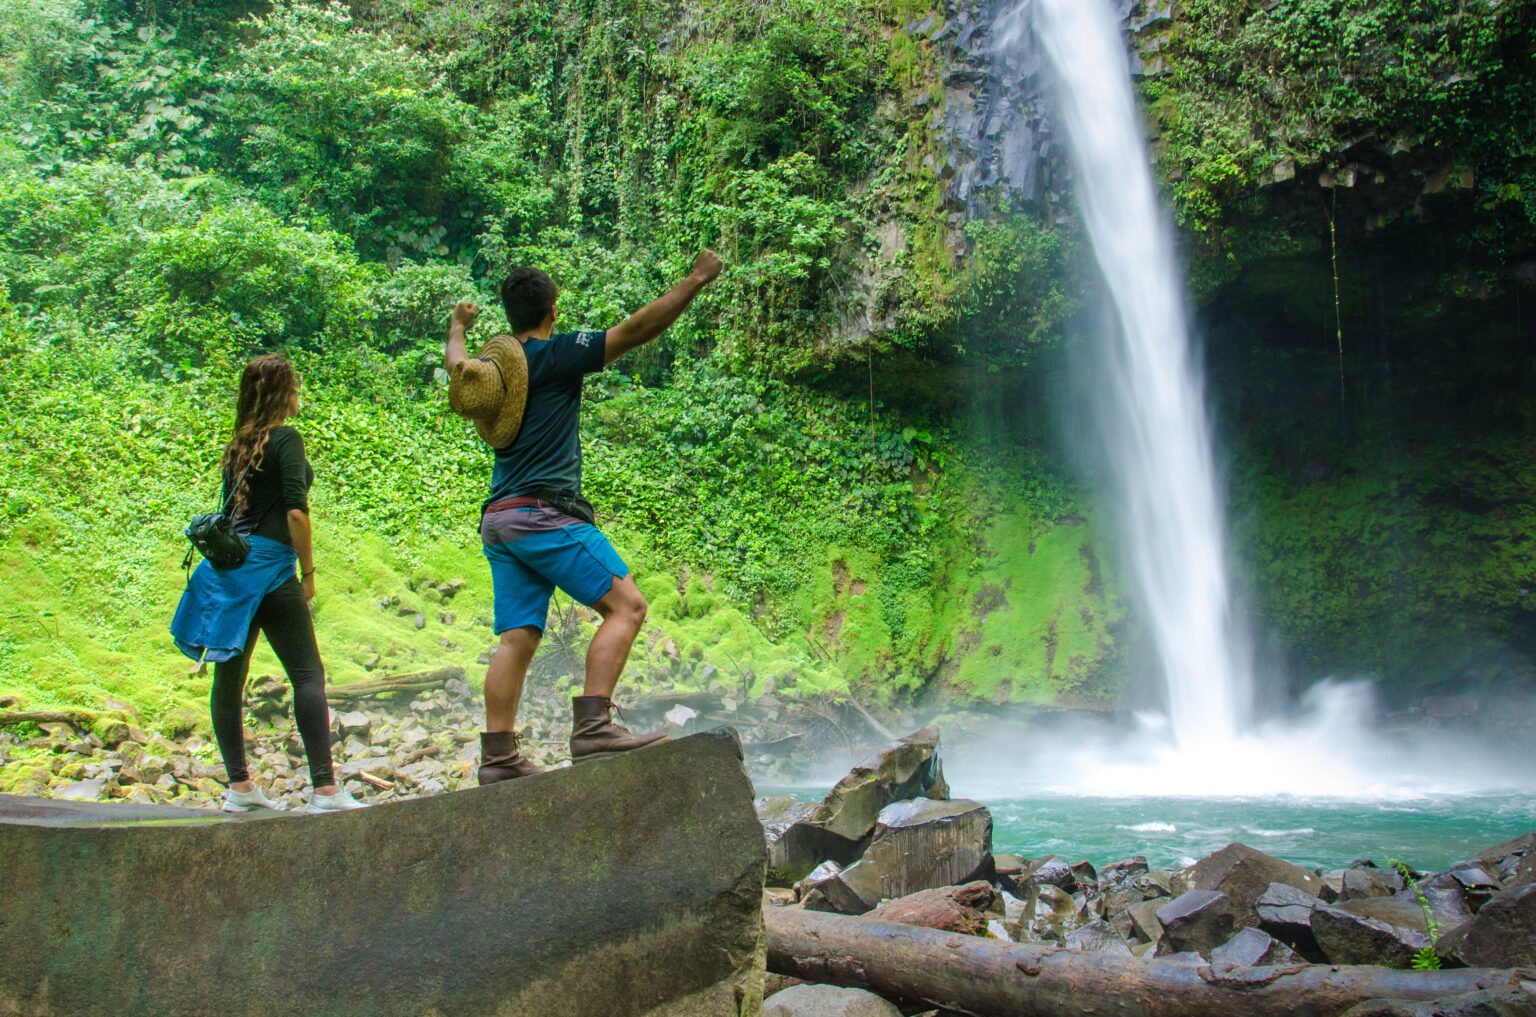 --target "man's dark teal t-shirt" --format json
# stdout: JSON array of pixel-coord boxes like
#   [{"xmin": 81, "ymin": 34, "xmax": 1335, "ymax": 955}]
[{"xmin": 487, "ymin": 329, "xmax": 606, "ymax": 507}]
